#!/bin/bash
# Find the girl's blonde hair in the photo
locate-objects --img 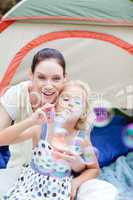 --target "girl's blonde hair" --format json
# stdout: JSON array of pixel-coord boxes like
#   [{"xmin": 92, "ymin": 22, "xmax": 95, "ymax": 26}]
[{"xmin": 63, "ymin": 80, "xmax": 92, "ymax": 132}]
